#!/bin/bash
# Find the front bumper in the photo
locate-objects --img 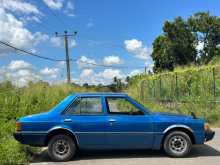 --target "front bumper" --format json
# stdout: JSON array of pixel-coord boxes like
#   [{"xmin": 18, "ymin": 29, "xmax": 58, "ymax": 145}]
[{"xmin": 205, "ymin": 129, "xmax": 215, "ymax": 142}]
